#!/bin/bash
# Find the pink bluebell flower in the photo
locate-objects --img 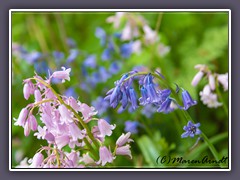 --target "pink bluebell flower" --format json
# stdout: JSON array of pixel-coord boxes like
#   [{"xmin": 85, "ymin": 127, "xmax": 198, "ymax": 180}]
[
  {"xmin": 52, "ymin": 67, "xmax": 71, "ymax": 83},
  {"xmin": 116, "ymin": 145, "xmax": 132, "ymax": 159},
  {"xmin": 29, "ymin": 153, "xmax": 44, "ymax": 168},
  {"xmin": 14, "ymin": 108, "xmax": 28, "ymax": 127},
  {"xmin": 97, "ymin": 146, "xmax": 115, "ymax": 166},
  {"xmin": 116, "ymin": 132, "xmax": 133, "ymax": 147},
  {"xmin": 98, "ymin": 119, "xmax": 116, "ymax": 138}
]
